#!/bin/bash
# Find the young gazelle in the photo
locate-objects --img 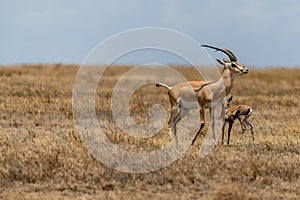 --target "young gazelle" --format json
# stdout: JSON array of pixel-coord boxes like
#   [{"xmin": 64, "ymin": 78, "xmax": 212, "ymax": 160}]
[
  {"xmin": 222, "ymin": 96, "xmax": 254, "ymax": 145},
  {"xmin": 156, "ymin": 45, "xmax": 249, "ymax": 145}
]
